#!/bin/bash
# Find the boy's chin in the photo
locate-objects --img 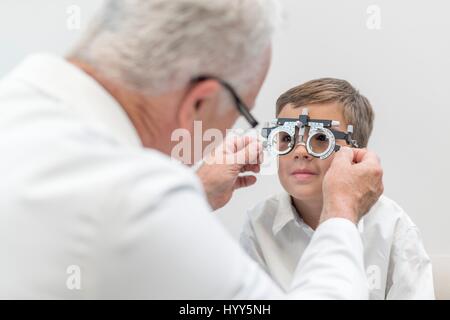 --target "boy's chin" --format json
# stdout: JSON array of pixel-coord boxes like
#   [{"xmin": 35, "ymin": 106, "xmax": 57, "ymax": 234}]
[{"xmin": 288, "ymin": 185, "xmax": 322, "ymax": 201}]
